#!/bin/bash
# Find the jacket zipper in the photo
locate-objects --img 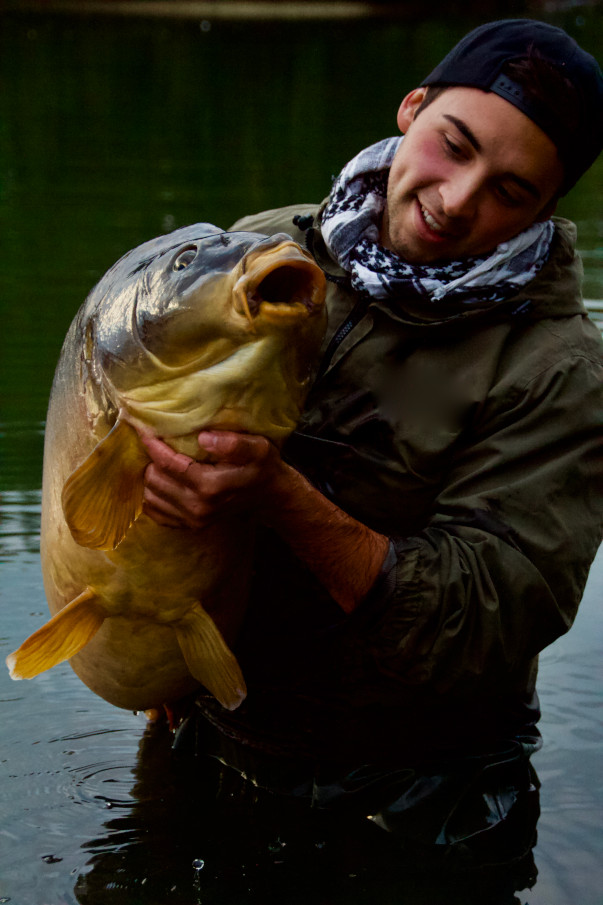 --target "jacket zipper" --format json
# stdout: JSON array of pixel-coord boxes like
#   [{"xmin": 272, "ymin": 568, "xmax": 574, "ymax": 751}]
[
  {"xmin": 298, "ymin": 221, "xmax": 369, "ymax": 383},
  {"xmin": 314, "ymin": 290, "xmax": 370, "ymax": 383}
]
